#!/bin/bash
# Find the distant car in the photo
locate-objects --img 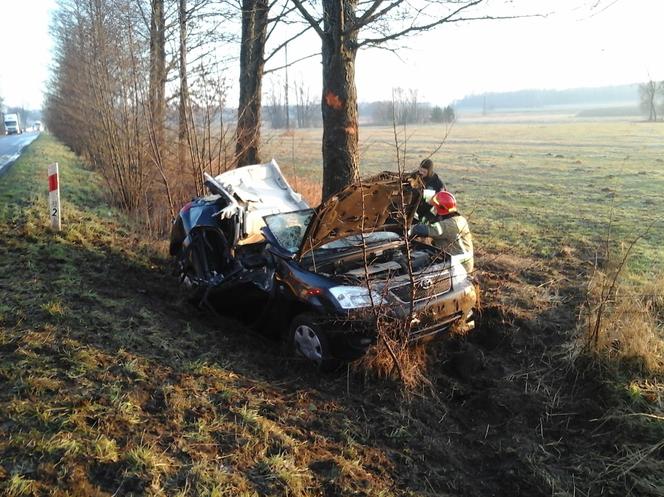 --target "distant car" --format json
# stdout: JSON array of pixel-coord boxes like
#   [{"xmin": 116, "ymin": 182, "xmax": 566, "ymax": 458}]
[
  {"xmin": 33, "ymin": 121, "xmax": 42, "ymax": 132},
  {"xmin": 169, "ymin": 161, "xmax": 477, "ymax": 367}
]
